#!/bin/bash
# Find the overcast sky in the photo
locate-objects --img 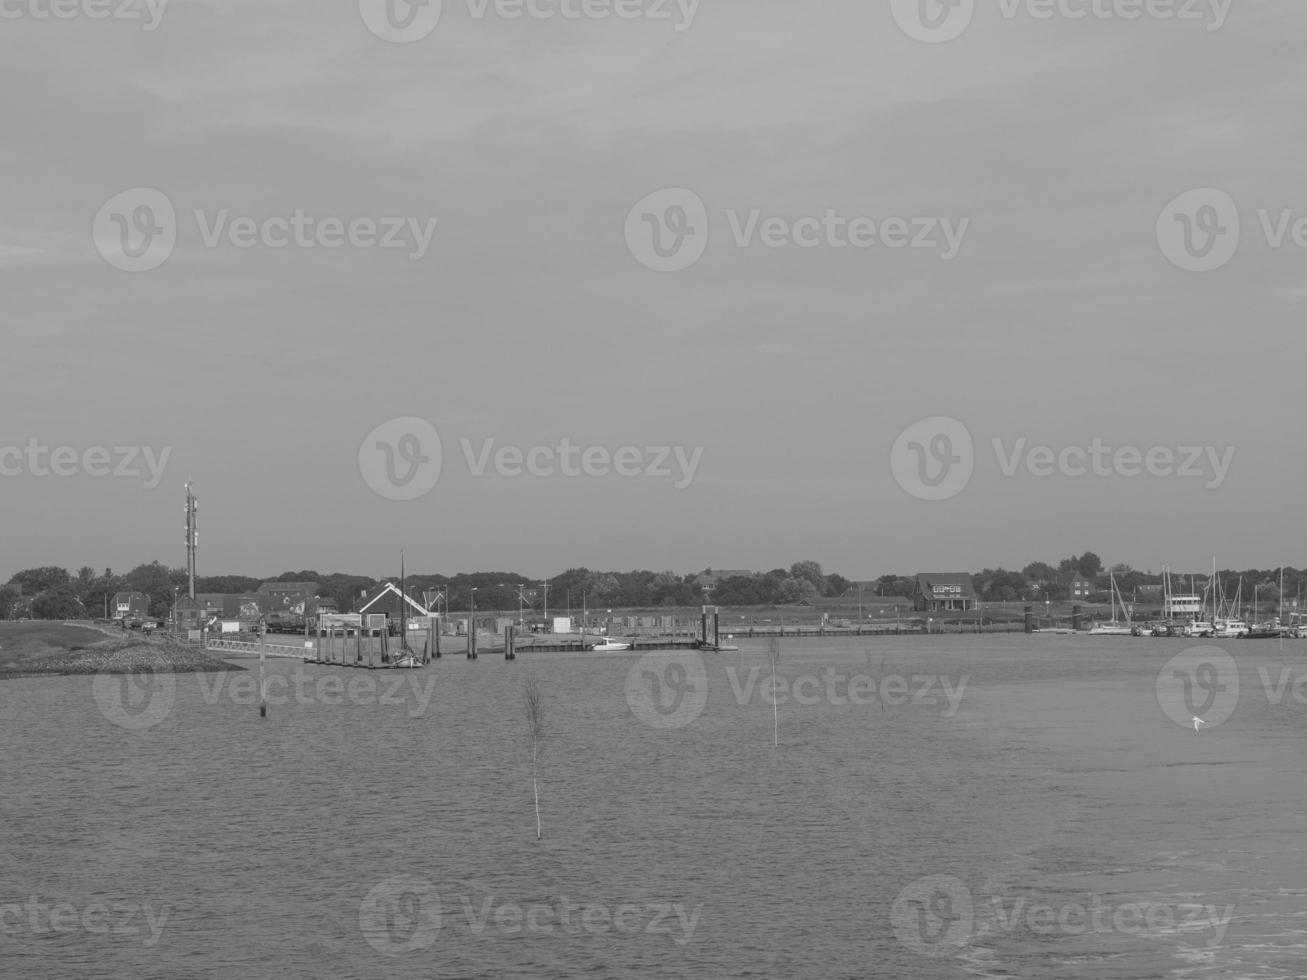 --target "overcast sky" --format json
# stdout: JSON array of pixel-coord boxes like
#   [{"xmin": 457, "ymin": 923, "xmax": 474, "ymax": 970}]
[{"xmin": 2, "ymin": 0, "xmax": 1303, "ymax": 582}]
